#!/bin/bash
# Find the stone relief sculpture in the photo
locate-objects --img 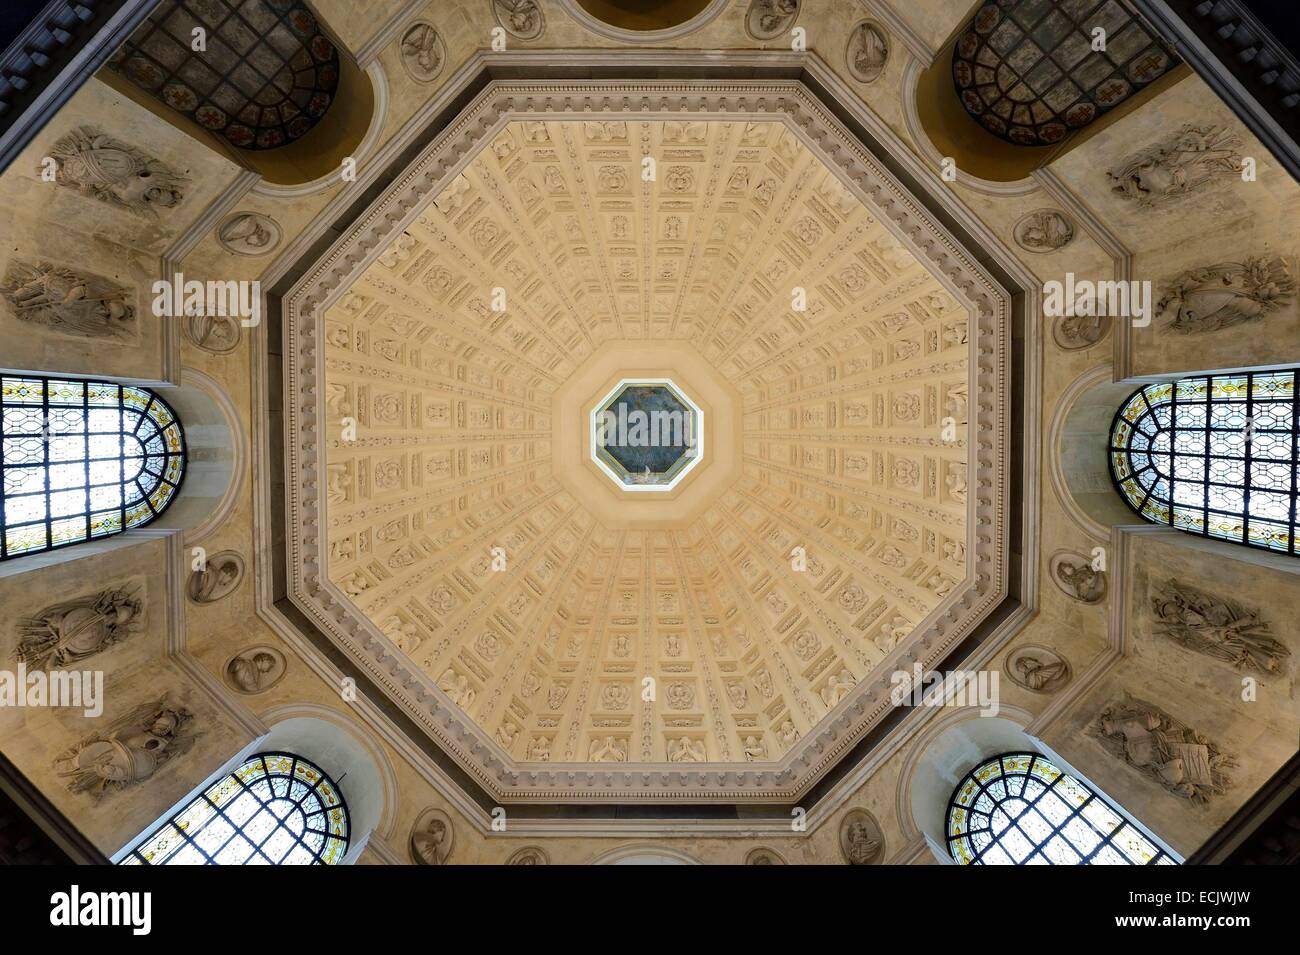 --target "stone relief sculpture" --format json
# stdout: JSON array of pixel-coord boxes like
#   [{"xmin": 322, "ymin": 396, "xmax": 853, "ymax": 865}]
[
  {"xmin": 493, "ymin": 0, "xmax": 545, "ymax": 40},
  {"xmin": 438, "ymin": 669, "xmax": 476, "ymax": 709},
  {"xmin": 184, "ymin": 312, "xmax": 241, "ymax": 354},
  {"xmin": 589, "ymin": 736, "xmax": 628, "ymax": 762},
  {"xmin": 1013, "ymin": 210, "xmax": 1075, "ymax": 253},
  {"xmin": 224, "ymin": 646, "xmax": 287, "ymax": 694},
  {"xmin": 410, "ymin": 807, "xmax": 454, "ymax": 864},
  {"xmin": 1004, "ymin": 645, "xmax": 1071, "ymax": 693},
  {"xmin": 746, "ymin": 0, "xmax": 799, "ymax": 40},
  {"xmin": 1049, "ymin": 550, "xmax": 1106, "ymax": 604},
  {"xmin": 1051, "ymin": 313, "xmax": 1111, "ymax": 350},
  {"xmin": 839, "ymin": 808, "xmax": 884, "ymax": 864},
  {"xmin": 846, "ymin": 20, "xmax": 889, "ymax": 84},
  {"xmin": 1107, "ymin": 124, "xmax": 1243, "ymax": 206},
  {"xmin": 15, "ymin": 586, "xmax": 142, "ymax": 669},
  {"xmin": 399, "ymin": 22, "xmax": 446, "ymax": 82},
  {"xmin": 745, "ymin": 847, "xmax": 786, "ymax": 864},
  {"xmin": 1094, "ymin": 695, "xmax": 1235, "ymax": 803},
  {"xmin": 667, "ymin": 736, "xmax": 706, "ymax": 762},
  {"xmin": 1, "ymin": 260, "xmax": 135, "ymax": 339},
  {"xmin": 54, "ymin": 694, "xmax": 197, "ymax": 802},
  {"xmin": 1149, "ymin": 580, "xmax": 1290, "ymax": 674},
  {"xmin": 506, "ymin": 846, "xmax": 548, "ymax": 864},
  {"xmin": 187, "ymin": 551, "xmax": 245, "ymax": 604},
  {"xmin": 47, "ymin": 127, "xmax": 187, "ymax": 213},
  {"xmin": 216, "ymin": 212, "xmax": 281, "ymax": 256},
  {"xmin": 1156, "ymin": 256, "xmax": 1295, "ymax": 334}
]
